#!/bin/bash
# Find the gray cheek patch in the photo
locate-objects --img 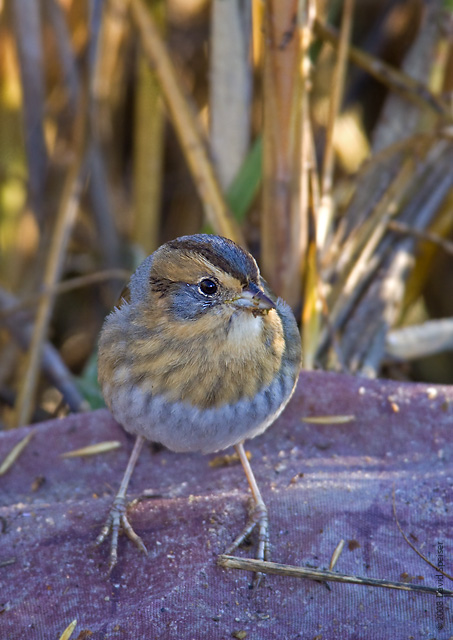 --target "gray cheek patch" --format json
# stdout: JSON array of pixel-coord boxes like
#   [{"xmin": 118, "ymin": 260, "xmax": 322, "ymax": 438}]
[{"xmin": 170, "ymin": 284, "xmax": 213, "ymax": 321}]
